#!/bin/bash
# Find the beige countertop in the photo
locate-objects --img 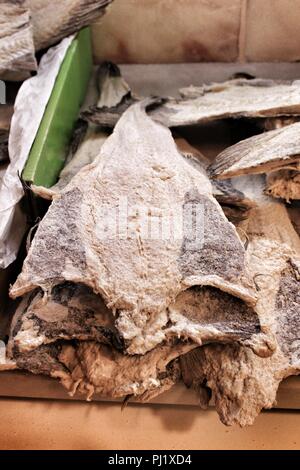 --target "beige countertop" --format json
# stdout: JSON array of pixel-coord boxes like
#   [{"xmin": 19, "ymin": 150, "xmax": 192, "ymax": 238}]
[{"xmin": 0, "ymin": 398, "xmax": 299, "ymax": 450}]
